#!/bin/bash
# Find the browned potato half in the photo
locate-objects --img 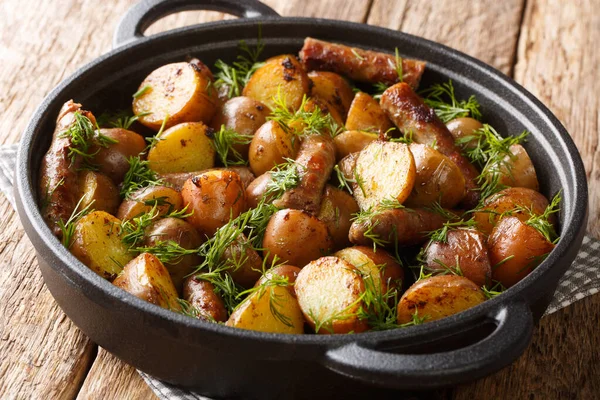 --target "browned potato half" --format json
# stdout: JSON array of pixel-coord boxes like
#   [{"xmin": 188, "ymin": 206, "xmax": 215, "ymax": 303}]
[
  {"xmin": 473, "ymin": 187, "xmax": 550, "ymax": 235},
  {"xmin": 245, "ymin": 172, "xmax": 274, "ymax": 209},
  {"xmin": 70, "ymin": 211, "xmax": 133, "ymax": 280},
  {"xmin": 494, "ymin": 144, "xmax": 539, "ymax": 191},
  {"xmin": 262, "ymin": 209, "xmax": 333, "ymax": 267},
  {"xmin": 295, "ymin": 256, "xmax": 368, "ymax": 334},
  {"xmin": 422, "ymin": 229, "xmax": 491, "ymax": 287},
  {"xmin": 182, "ymin": 170, "xmax": 247, "ymax": 237},
  {"xmin": 147, "ymin": 122, "xmax": 215, "ymax": 174},
  {"xmin": 354, "ymin": 141, "xmax": 416, "ymax": 211},
  {"xmin": 182, "ymin": 276, "xmax": 227, "ymax": 322},
  {"xmin": 210, "ymin": 96, "xmax": 271, "ymax": 161},
  {"xmin": 308, "ymin": 71, "xmax": 355, "ymax": 118},
  {"xmin": 132, "ymin": 61, "xmax": 218, "ymax": 130},
  {"xmin": 113, "ymin": 253, "xmax": 181, "ymax": 311},
  {"xmin": 345, "ymin": 92, "xmax": 394, "ymax": 135},
  {"xmin": 159, "ymin": 166, "xmax": 255, "ymax": 191},
  {"xmin": 227, "ymin": 265, "xmax": 305, "ymax": 334},
  {"xmin": 302, "ymin": 97, "xmax": 345, "ymax": 132},
  {"xmin": 488, "ymin": 216, "xmax": 555, "ymax": 288},
  {"xmin": 242, "ymin": 55, "xmax": 310, "ymax": 111},
  {"xmin": 144, "ymin": 217, "xmax": 203, "ymax": 293},
  {"xmin": 397, "ymin": 275, "xmax": 486, "ymax": 324},
  {"xmin": 117, "ymin": 185, "xmax": 183, "ymax": 222},
  {"xmin": 248, "ymin": 121, "xmax": 298, "ymax": 176},
  {"xmin": 91, "ymin": 128, "xmax": 146, "ymax": 184},
  {"xmin": 333, "ymin": 130, "xmax": 378, "ymax": 161},
  {"xmin": 221, "ymin": 234, "xmax": 263, "ymax": 288},
  {"xmin": 77, "ymin": 170, "xmax": 120, "ymax": 215},
  {"xmin": 446, "ymin": 117, "xmax": 483, "ymax": 150},
  {"xmin": 404, "ymin": 143, "xmax": 466, "ymax": 208},
  {"xmin": 317, "ymin": 185, "xmax": 359, "ymax": 250},
  {"xmin": 334, "ymin": 246, "xmax": 404, "ymax": 292}
]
